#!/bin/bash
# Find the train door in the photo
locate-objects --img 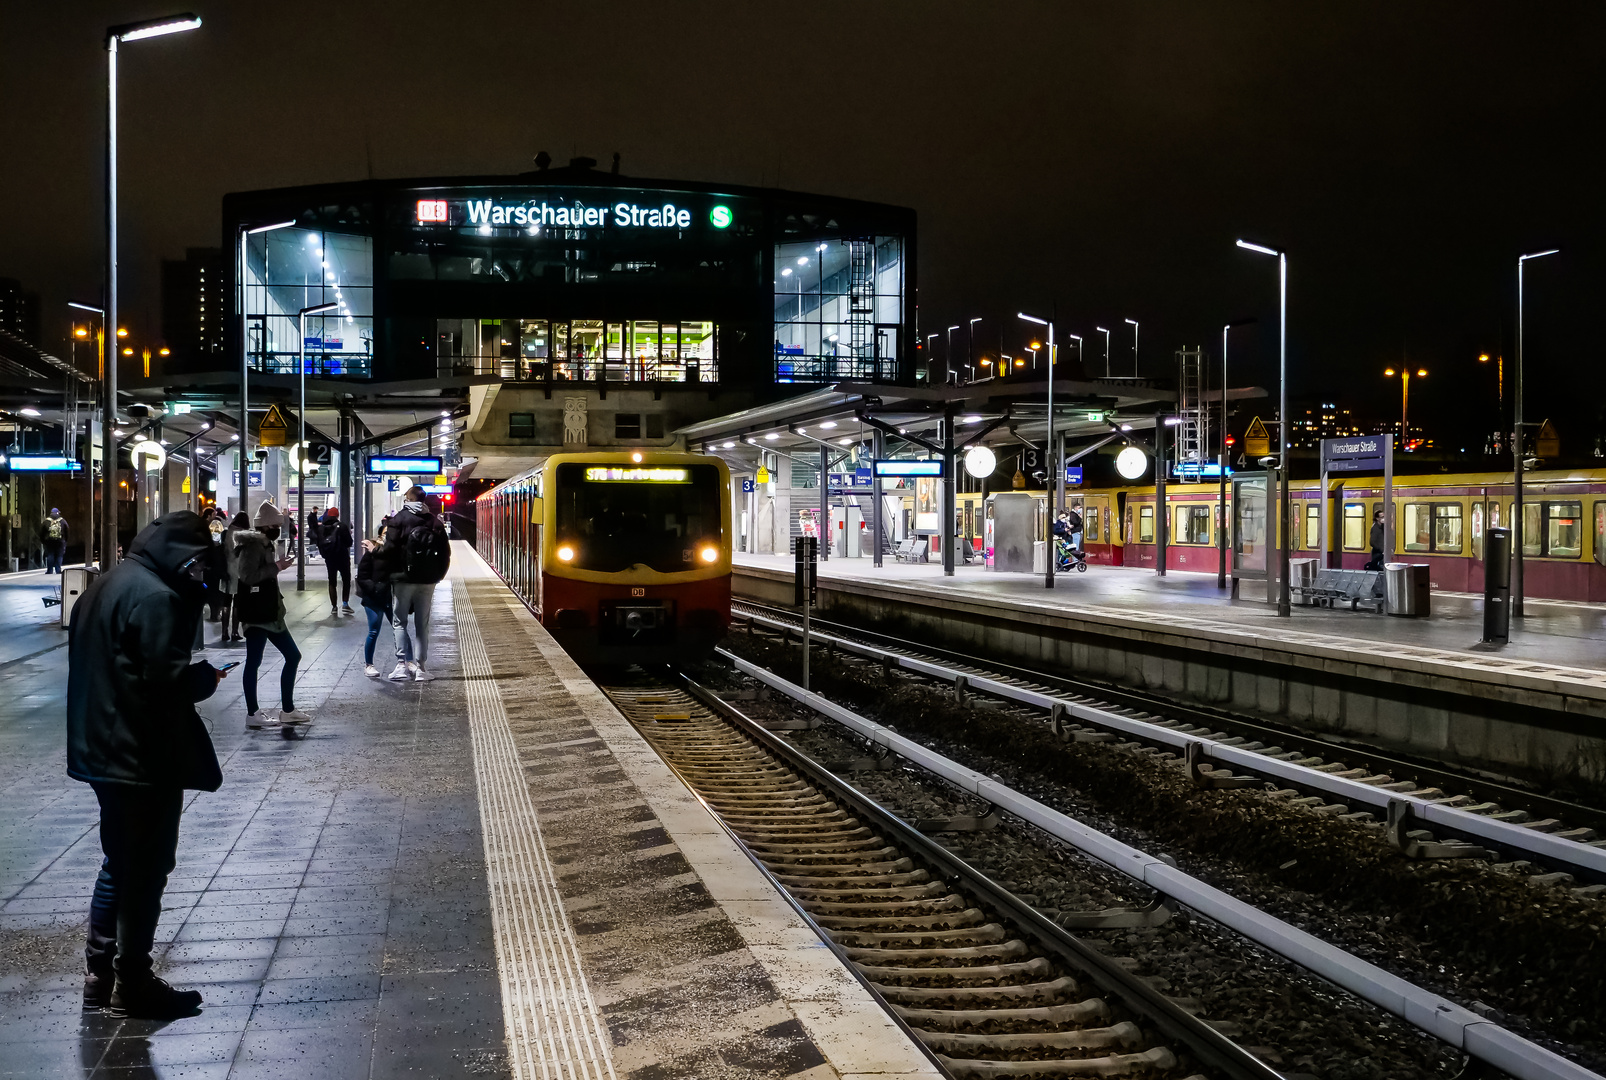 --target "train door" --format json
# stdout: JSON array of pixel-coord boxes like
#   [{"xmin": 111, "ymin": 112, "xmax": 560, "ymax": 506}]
[{"xmin": 1112, "ymin": 492, "xmax": 1127, "ymax": 565}]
